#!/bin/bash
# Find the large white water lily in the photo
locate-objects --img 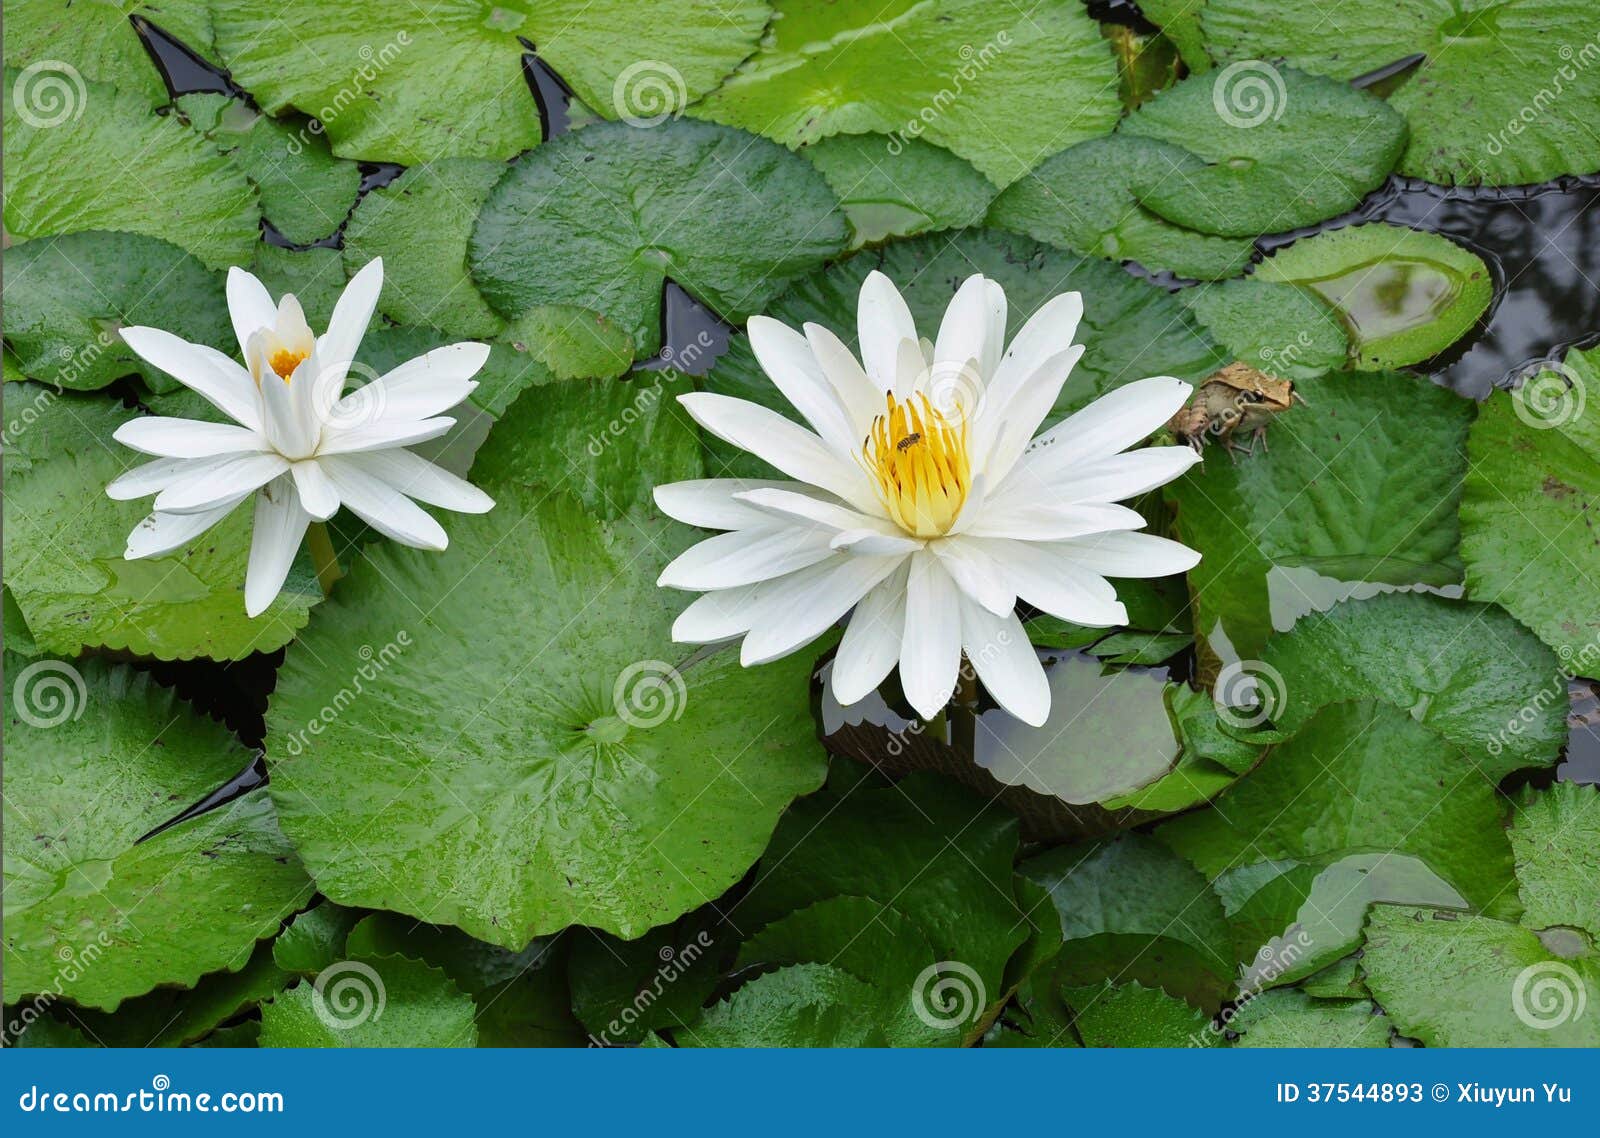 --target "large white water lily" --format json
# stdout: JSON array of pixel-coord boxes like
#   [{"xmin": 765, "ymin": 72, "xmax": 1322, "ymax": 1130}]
[
  {"xmin": 655, "ymin": 272, "xmax": 1202, "ymax": 727},
  {"xmin": 107, "ymin": 259, "xmax": 494, "ymax": 617}
]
